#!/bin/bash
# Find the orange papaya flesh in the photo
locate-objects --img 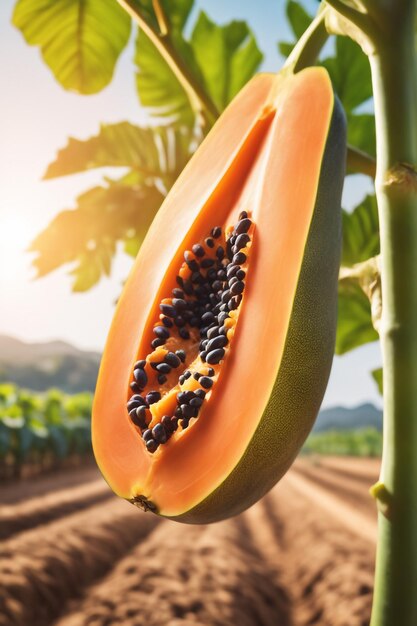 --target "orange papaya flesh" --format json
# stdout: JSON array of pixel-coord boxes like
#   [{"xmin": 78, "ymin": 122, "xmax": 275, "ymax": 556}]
[{"xmin": 92, "ymin": 67, "xmax": 346, "ymax": 523}]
